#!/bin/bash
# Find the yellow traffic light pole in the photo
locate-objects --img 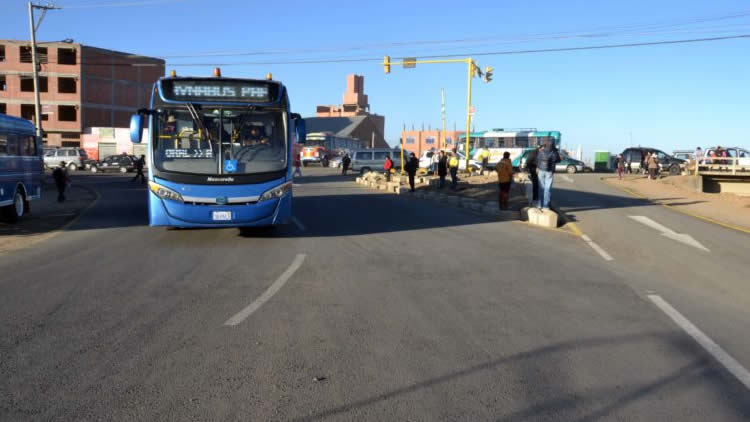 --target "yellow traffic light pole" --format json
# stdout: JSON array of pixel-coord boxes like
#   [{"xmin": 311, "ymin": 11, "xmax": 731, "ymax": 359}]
[{"xmin": 384, "ymin": 56, "xmax": 491, "ymax": 171}]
